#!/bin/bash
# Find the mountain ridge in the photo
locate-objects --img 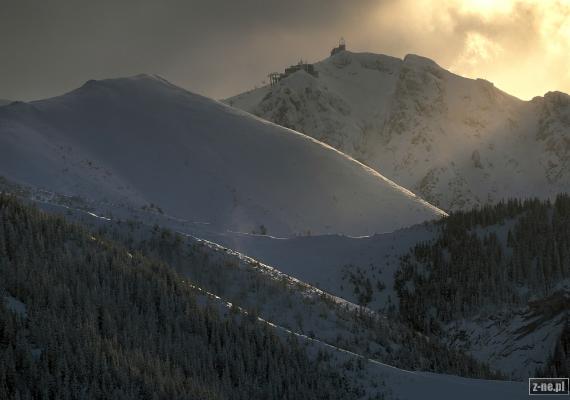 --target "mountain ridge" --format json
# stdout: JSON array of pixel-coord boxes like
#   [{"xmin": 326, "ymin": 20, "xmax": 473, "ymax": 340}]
[
  {"xmin": 227, "ymin": 50, "xmax": 570, "ymax": 211},
  {"xmin": 0, "ymin": 74, "xmax": 444, "ymax": 237}
]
